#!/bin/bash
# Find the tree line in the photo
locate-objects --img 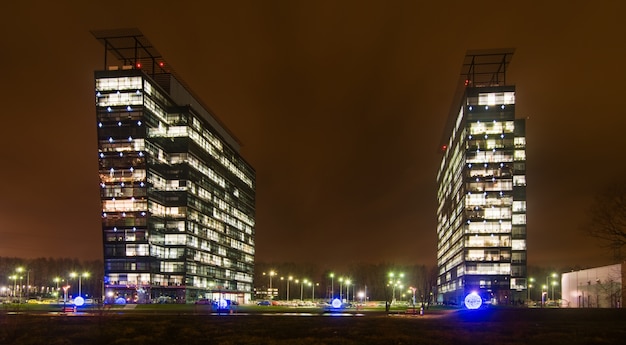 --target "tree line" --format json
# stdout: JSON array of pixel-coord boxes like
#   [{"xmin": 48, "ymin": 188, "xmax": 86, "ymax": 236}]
[{"xmin": 0, "ymin": 257, "xmax": 103, "ymax": 299}]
